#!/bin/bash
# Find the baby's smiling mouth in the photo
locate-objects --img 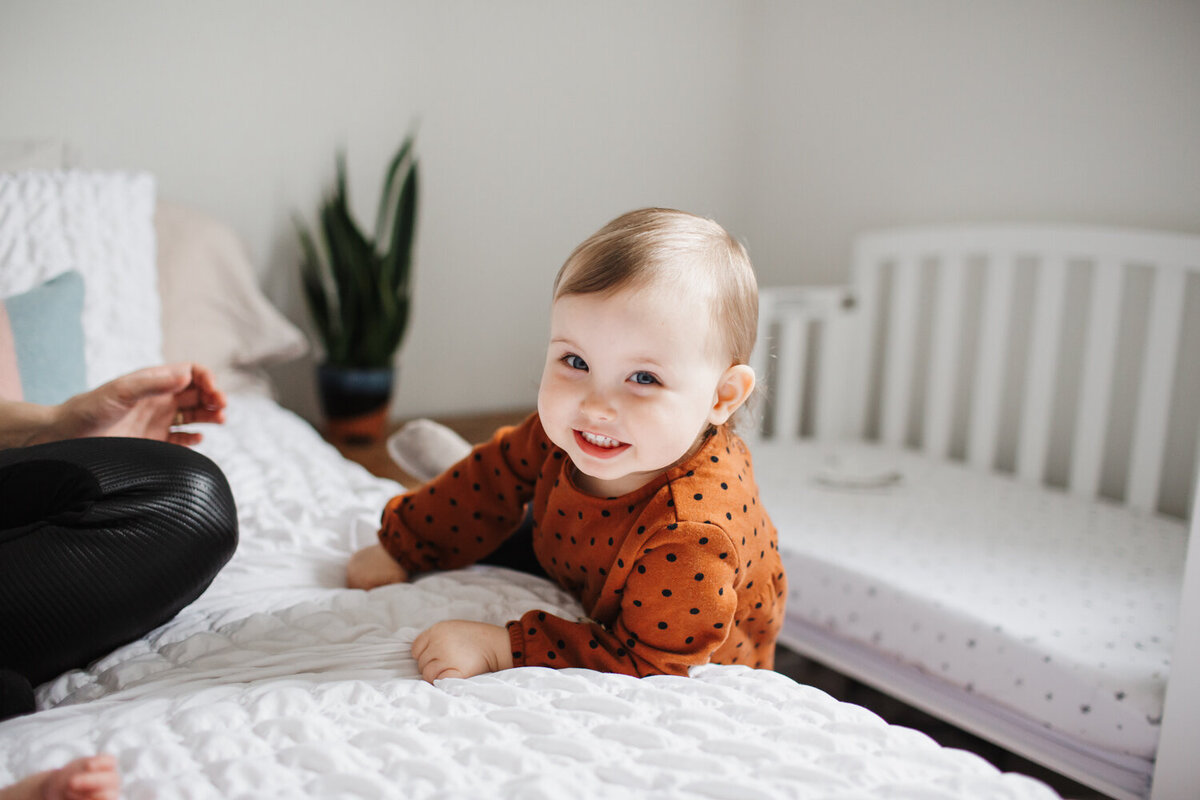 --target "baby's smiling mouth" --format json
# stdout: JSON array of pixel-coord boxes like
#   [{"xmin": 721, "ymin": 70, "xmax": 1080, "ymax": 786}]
[
  {"xmin": 579, "ymin": 430, "xmax": 623, "ymax": 448},
  {"xmin": 574, "ymin": 429, "xmax": 630, "ymax": 458}
]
